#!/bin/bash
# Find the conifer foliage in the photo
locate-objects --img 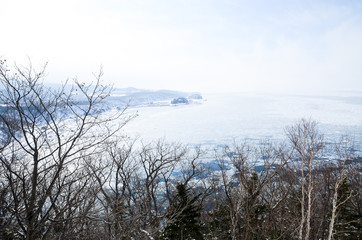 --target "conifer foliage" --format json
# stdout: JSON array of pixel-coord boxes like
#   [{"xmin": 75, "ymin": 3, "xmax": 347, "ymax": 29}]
[{"xmin": 160, "ymin": 183, "xmax": 204, "ymax": 240}]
